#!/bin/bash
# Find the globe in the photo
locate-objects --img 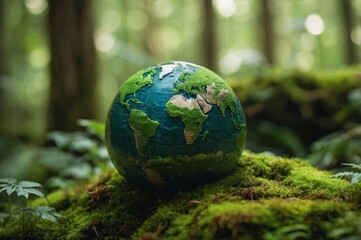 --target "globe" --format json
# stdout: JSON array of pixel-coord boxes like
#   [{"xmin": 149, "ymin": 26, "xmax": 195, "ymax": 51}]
[{"xmin": 105, "ymin": 61, "xmax": 246, "ymax": 189}]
